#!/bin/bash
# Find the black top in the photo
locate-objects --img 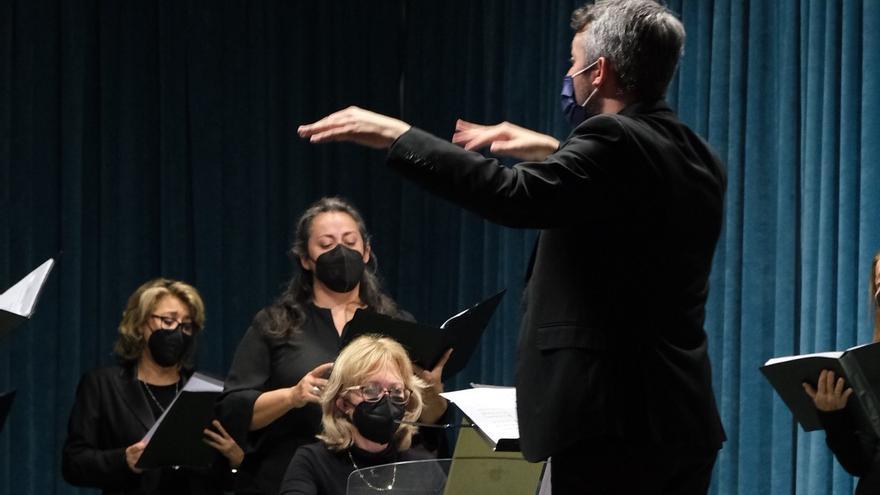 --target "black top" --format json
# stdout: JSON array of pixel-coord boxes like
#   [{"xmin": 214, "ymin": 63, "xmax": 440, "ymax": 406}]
[
  {"xmin": 139, "ymin": 380, "xmax": 179, "ymax": 419},
  {"xmin": 62, "ymin": 365, "xmax": 229, "ymax": 495},
  {"xmin": 387, "ymin": 100, "xmax": 727, "ymax": 461},
  {"xmin": 820, "ymin": 409, "xmax": 880, "ymax": 494},
  {"xmin": 218, "ymin": 303, "xmax": 424, "ymax": 495},
  {"xmin": 279, "ymin": 442, "xmax": 439, "ymax": 495}
]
